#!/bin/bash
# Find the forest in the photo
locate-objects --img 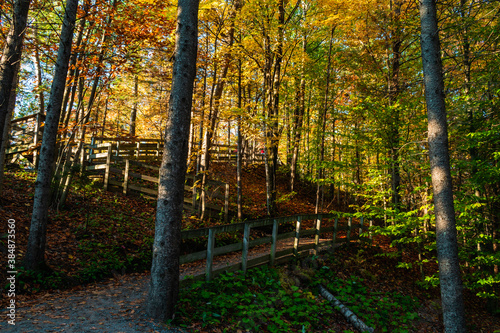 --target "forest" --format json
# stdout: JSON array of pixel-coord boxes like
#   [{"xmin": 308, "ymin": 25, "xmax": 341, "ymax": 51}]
[{"xmin": 0, "ymin": 0, "xmax": 499, "ymax": 332}]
